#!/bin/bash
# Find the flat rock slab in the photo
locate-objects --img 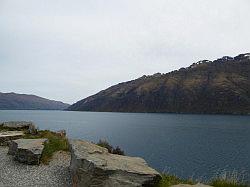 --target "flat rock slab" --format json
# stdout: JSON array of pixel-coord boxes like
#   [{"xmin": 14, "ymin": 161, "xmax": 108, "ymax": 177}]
[
  {"xmin": 171, "ymin": 184, "xmax": 212, "ymax": 187},
  {"xmin": 1, "ymin": 121, "xmax": 37, "ymax": 134},
  {"xmin": 8, "ymin": 138, "xmax": 47, "ymax": 165},
  {"xmin": 69, "ymin": 139, "xmax": 161, "ymax": 187},
  {"xmin": 0, "ymin": 131, "xmax": 24, "ymax": 146}
]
